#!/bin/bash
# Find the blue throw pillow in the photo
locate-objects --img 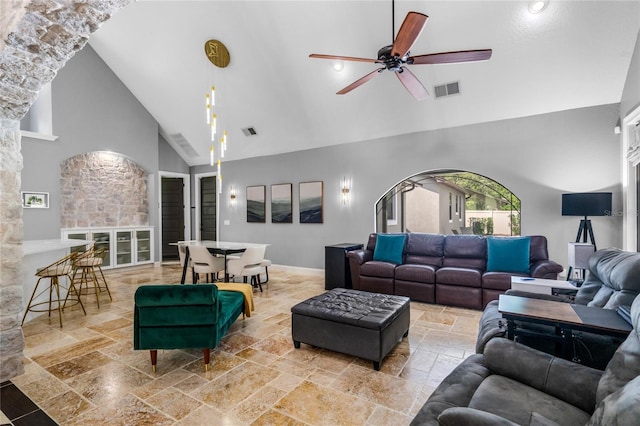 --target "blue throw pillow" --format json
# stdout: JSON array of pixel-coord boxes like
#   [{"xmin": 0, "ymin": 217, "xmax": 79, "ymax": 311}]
[
  {"xmin": 486, "ymin": 236, "xmax": 531, "ymax": 274},
  {"xmin": 373, "ymin": 234, "xmax": 406, "ymax": 264}
]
